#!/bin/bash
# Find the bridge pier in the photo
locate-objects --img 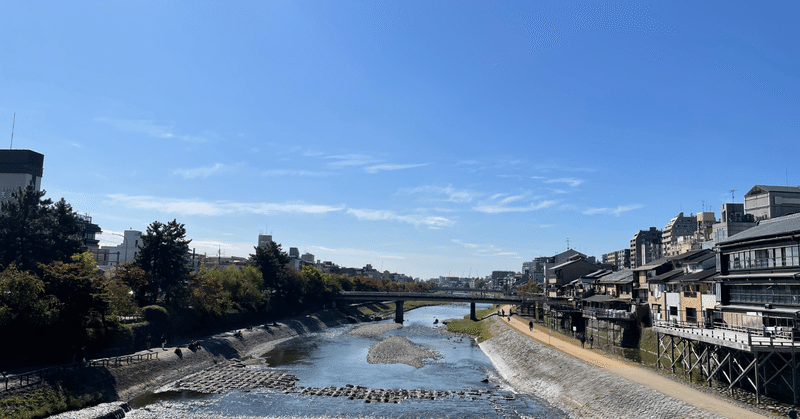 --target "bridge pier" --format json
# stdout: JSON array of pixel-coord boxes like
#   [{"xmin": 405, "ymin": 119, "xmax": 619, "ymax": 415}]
[
  {"xmin": 395, "ymin": 300, "xmax": 404, "ymax": 323},
  {"xmin": 470, "ymin": 302, "xmax": 477, "ymax": 321}
]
